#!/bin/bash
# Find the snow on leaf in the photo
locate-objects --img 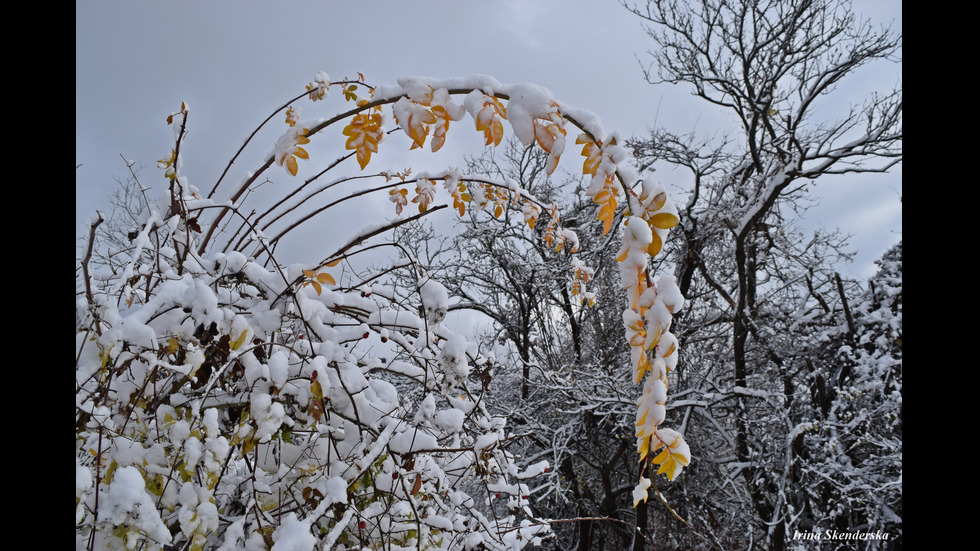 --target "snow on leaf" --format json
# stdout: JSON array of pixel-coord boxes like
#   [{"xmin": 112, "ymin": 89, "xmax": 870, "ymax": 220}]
[
  {"xmin": 633, "ymin": 476, "xmax": 652, "ymax": 507},
  {"xmin": 306, "ymin": 71, "xmax": 330, "ymax": 101},
  {"xmin": 393, "ymin": 97, "xmax": 437, "ymax": 150},
  {"xmin": 285, "ymin": 106, "xmax": 301, "ymax": 127},
  {"xmin": 467, "ymin": 93, "xmax": 507, "ymax": 147},
  {"xmin": 276, "ymin": 128, "xmax": 311, "ymax": 176},
  {"xmin": 650, "ymin": 429, "xmax": 691, "ymax": 481},
  {"xmin": 343, "ymin": 105, "xmax": 383, "ymax": 170},
  {"xmin": 389, "ymin": 188, "xmax": 408, "ymax": 215},
  {"xmin": 412, "ymin": 178, "xmax": 437, "ymax": 213},
  {"xmin": 532, "ymin": 105, "xmax": 566, "ymax": 174}
]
